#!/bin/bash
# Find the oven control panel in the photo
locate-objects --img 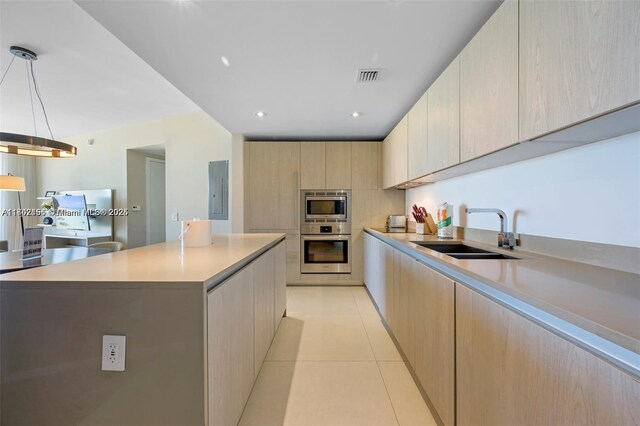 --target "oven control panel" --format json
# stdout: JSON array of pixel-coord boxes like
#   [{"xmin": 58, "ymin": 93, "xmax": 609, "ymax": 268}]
[{"xmin": 300, "ymin": 223, "xmax": 351, "ymax": 235}]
